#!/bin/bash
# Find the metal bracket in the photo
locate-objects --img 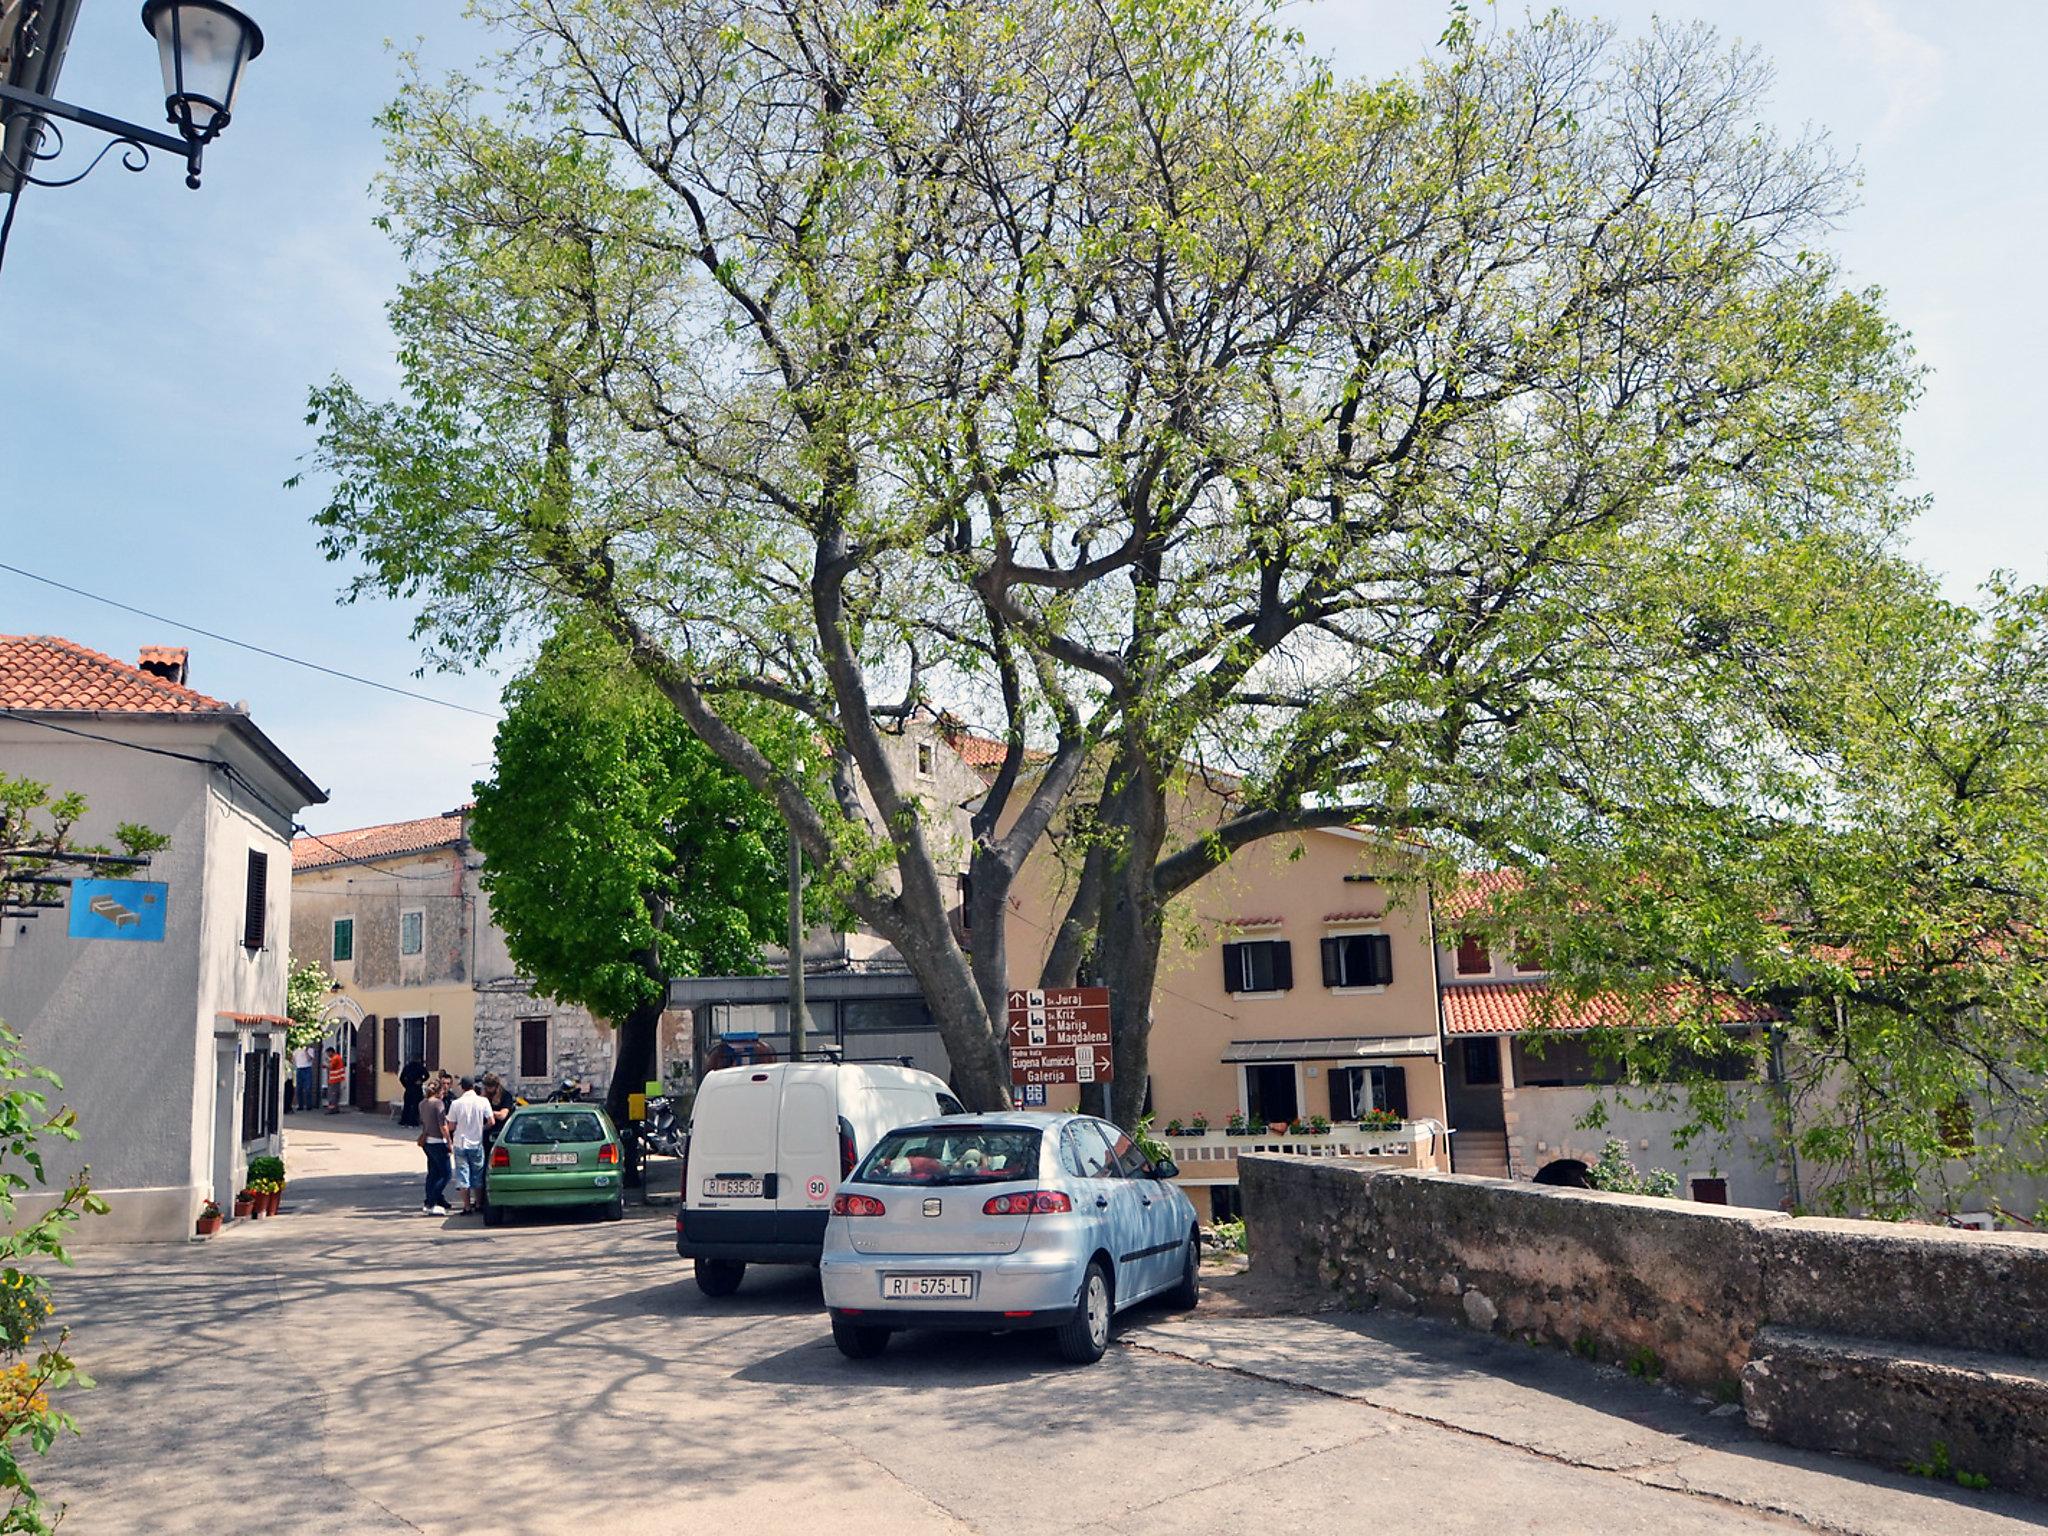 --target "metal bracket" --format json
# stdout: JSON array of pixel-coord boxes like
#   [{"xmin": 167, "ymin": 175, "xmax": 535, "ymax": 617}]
[{"xmin": 0, "ymin": 79, "xmax": 198, "ymax": 189}]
